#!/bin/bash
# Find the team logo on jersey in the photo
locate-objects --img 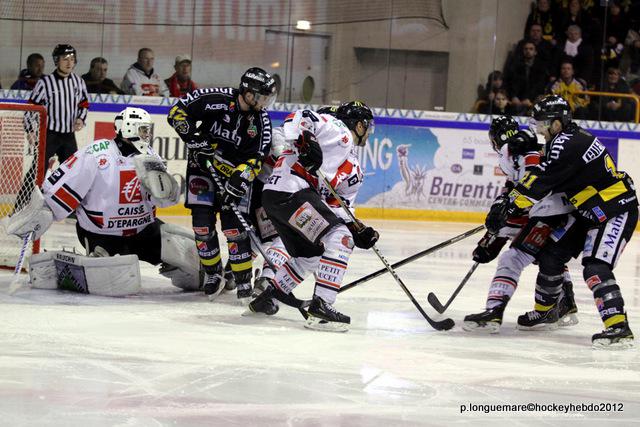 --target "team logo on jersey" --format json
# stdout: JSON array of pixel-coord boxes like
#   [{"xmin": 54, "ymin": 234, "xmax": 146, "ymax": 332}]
[
  {"xmin": 247, "ymin": 116, "xmax": 257, "ymax": 138},
  {"xmin": 97, "ymin": 154, "xmax": 109, "ymax": 169},
  {"xmin": 592, "ymin": 206, "xmax": 607, "ymax": 222},
  {"xmin": 119, "ymin": 170, "xmax": 142, "ymax": 204},
  {"xmin": 229, "ymin": 102, "xmax": 236, "ymax": 112}
]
